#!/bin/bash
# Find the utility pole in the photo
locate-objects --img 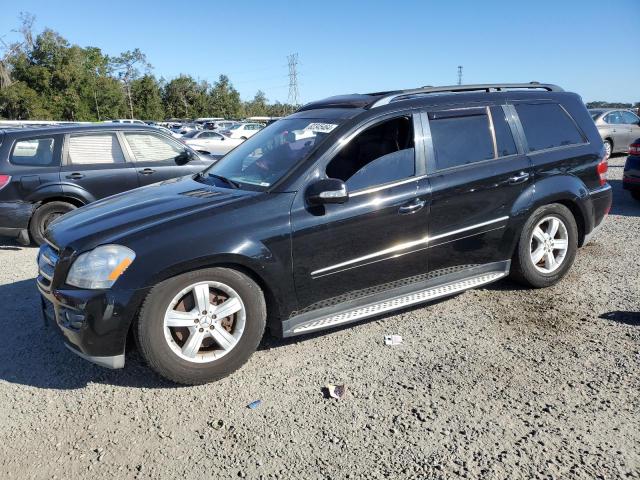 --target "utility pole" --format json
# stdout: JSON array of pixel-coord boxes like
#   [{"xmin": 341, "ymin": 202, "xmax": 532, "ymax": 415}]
[
  {"xmin": 287, "ymin": 53, "xmax": 300, "ymax": 107},
  {"xmin": 457, "ymin": 65, "xmax": 463, "ymax": 85}
]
